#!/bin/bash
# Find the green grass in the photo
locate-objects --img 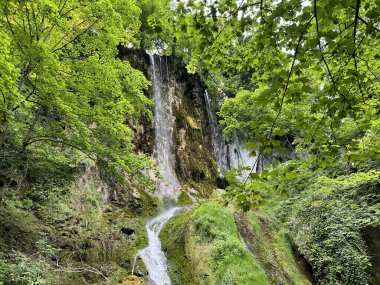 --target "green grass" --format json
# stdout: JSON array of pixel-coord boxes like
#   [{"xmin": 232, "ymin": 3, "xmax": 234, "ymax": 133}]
[
  {"xmin": 161, "ymin": 202, "xmax": 269, "ymax": 285},
  {"xmin": 244, "ymin": 207, "xmax": 312, "ymax": 285}
]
